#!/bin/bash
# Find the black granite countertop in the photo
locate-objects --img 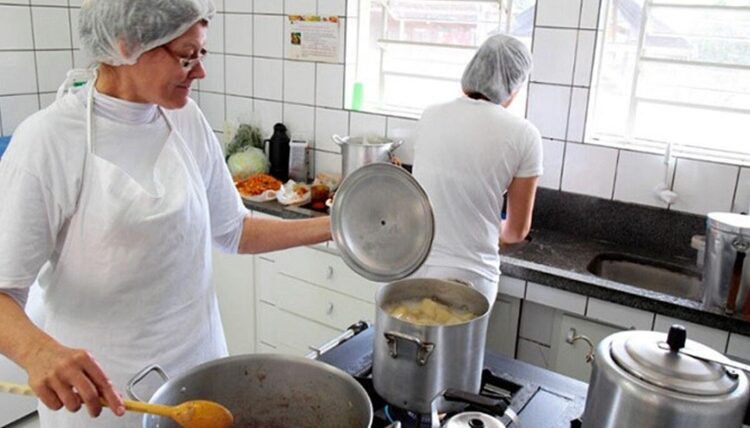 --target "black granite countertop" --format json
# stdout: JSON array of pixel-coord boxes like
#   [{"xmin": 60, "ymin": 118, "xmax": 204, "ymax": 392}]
[
  {"xmin": 499, "ymin": 228, "xmax": 750, "ymax": 336},
  {"xmin": 244, "ymin": 191, "xmax": 750, "ymax": 336}
]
